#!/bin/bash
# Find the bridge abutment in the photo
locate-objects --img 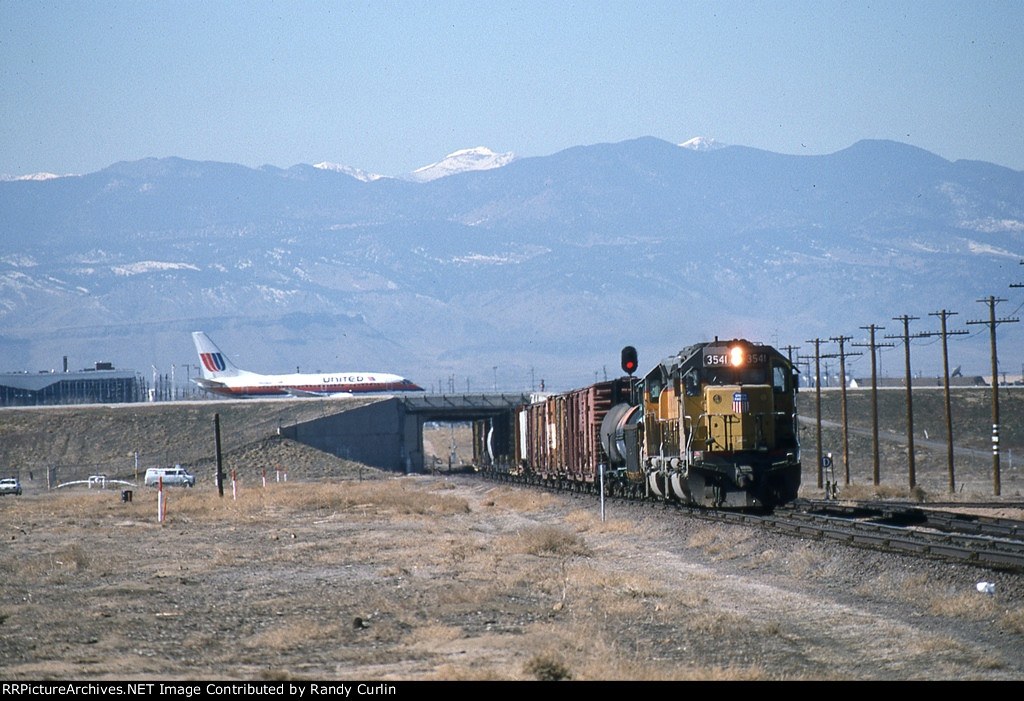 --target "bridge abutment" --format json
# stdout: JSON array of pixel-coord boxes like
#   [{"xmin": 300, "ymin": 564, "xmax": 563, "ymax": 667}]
[{"xmin": 280, "ymin": 393, "xmax": 531, "ymax": 474}]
